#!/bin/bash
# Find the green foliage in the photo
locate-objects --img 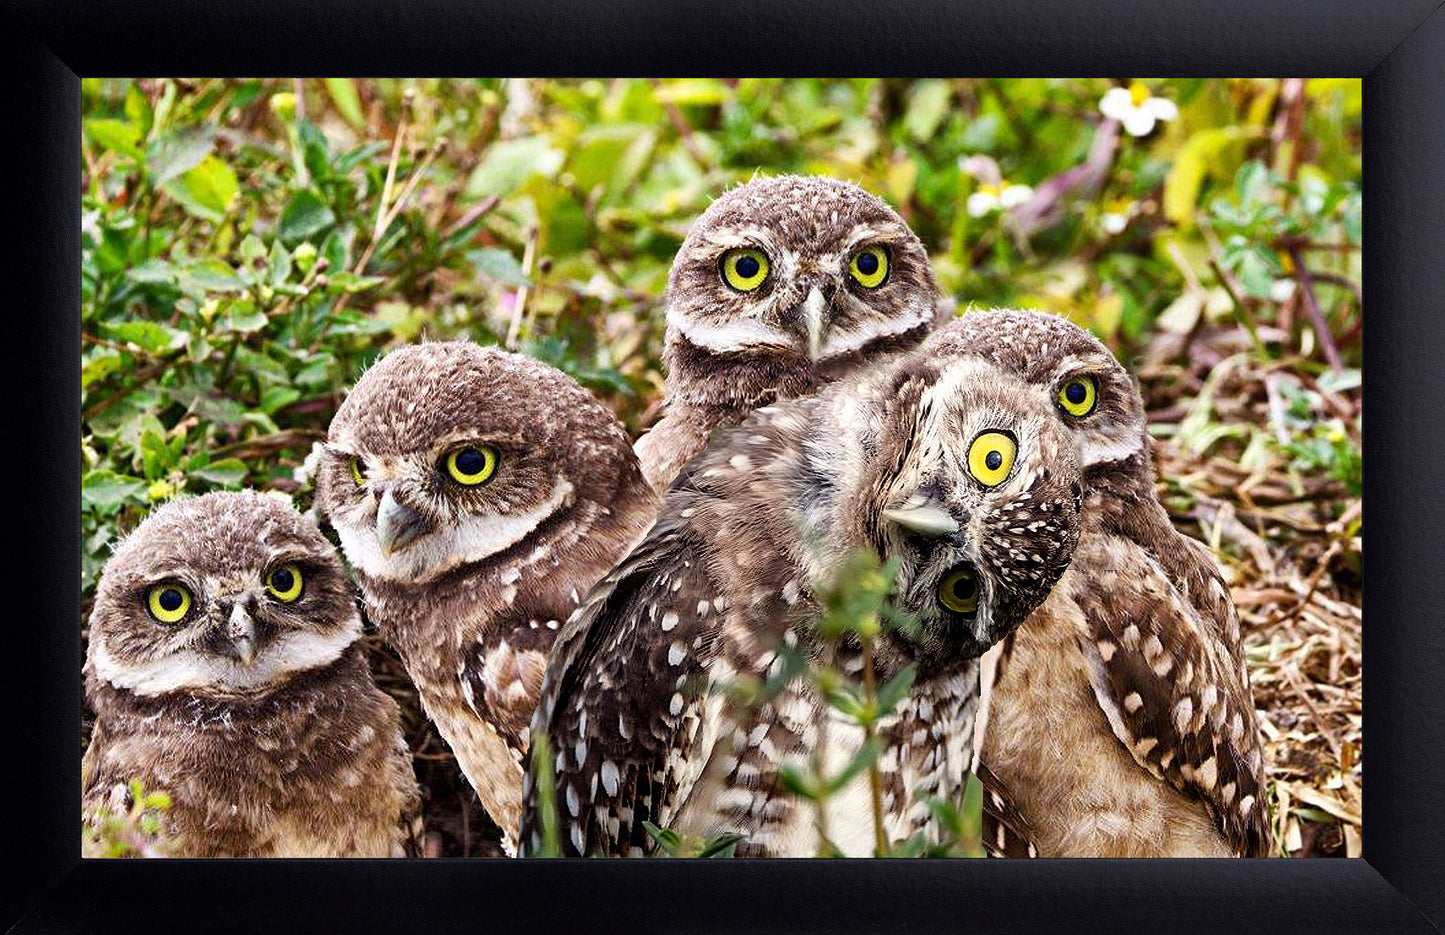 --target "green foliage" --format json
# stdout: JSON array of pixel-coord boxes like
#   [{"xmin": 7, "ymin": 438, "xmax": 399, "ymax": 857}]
[
  {"xmin": 80, "ymin": 78, "xmax": 1361, "ymax": 617},
  {"xmin": 528, "ymin": 733, "xmax": 562, "ymax": 858},
  {"xmin": 82, "ymin": 779, "xmax": 175, "ymax": 858},
  {"xmin": 81, "ymin": 80, "xmax": 1360, "ymax": 856},
  {"xmin": 642, "ymin": 822, "xmax": 747, "ymax": 858},
  {"xmin": 709, "ymin": 547, "xmax": 981, "ymax": 858}
]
